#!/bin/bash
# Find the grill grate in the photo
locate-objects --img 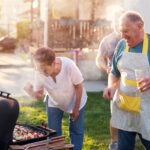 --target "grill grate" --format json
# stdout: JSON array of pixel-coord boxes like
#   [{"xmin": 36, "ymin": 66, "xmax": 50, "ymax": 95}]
[{"xmin": 12, "ymin": 123, "xmax": 56, "ymax": 145}]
